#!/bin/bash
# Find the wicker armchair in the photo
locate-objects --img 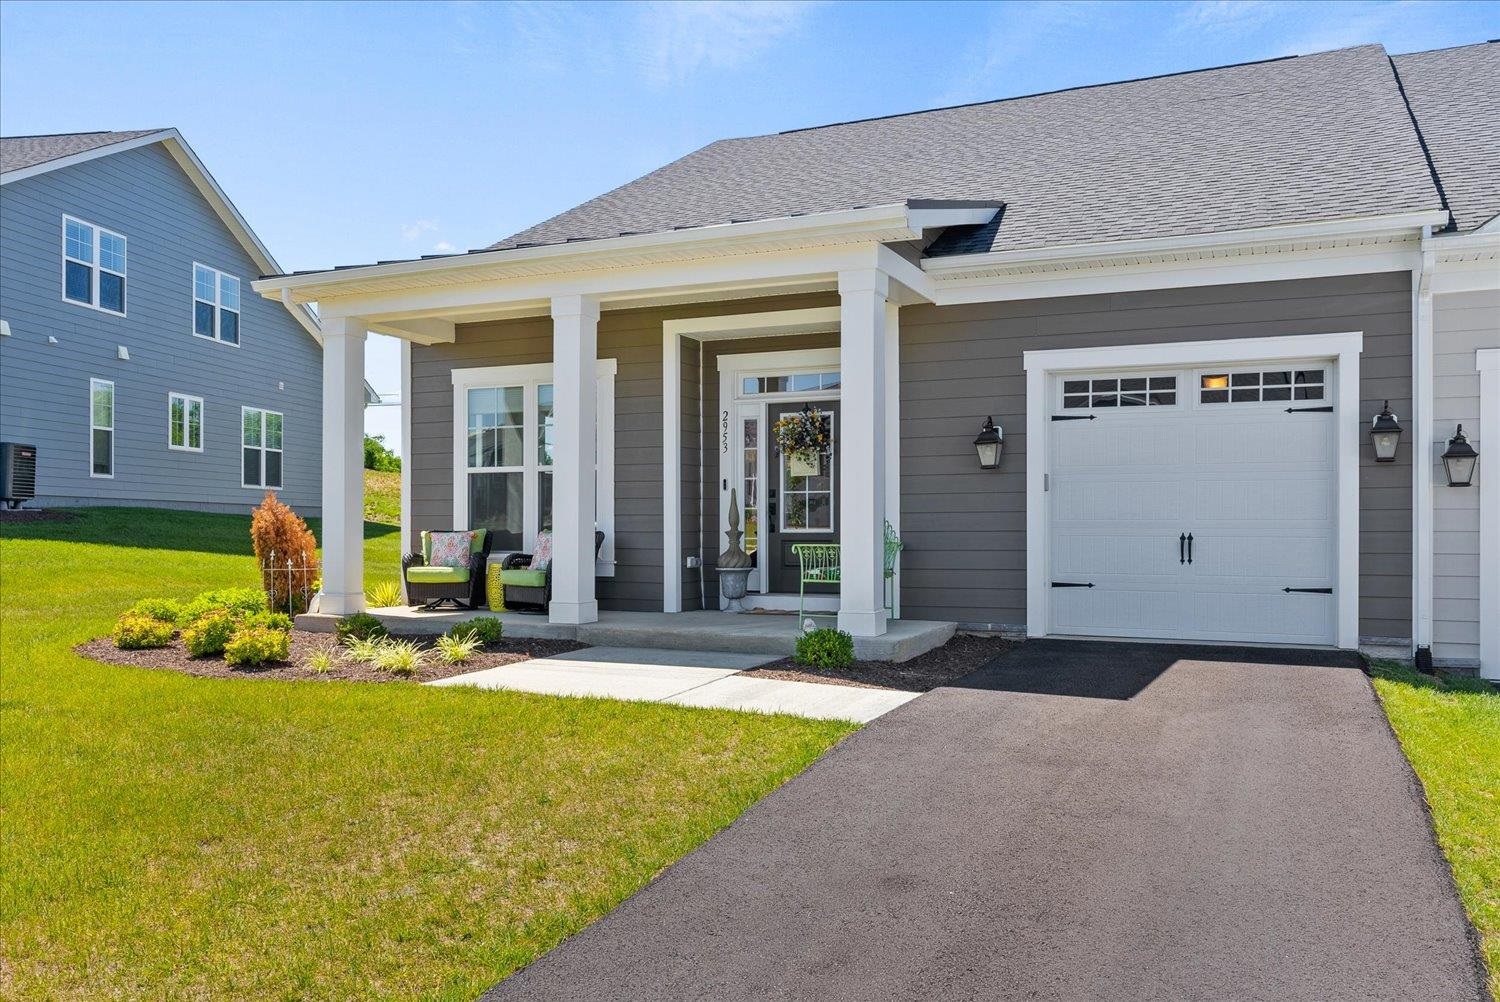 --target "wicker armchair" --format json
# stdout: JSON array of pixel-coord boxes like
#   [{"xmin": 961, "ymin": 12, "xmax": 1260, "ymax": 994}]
[
  {"xmin": 402, "ymin": 529, "xmax": 492, "ymax": 610},
  {"xmin": 499, "ymin": 531, "xmax": 606, "ymax": 611}
]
